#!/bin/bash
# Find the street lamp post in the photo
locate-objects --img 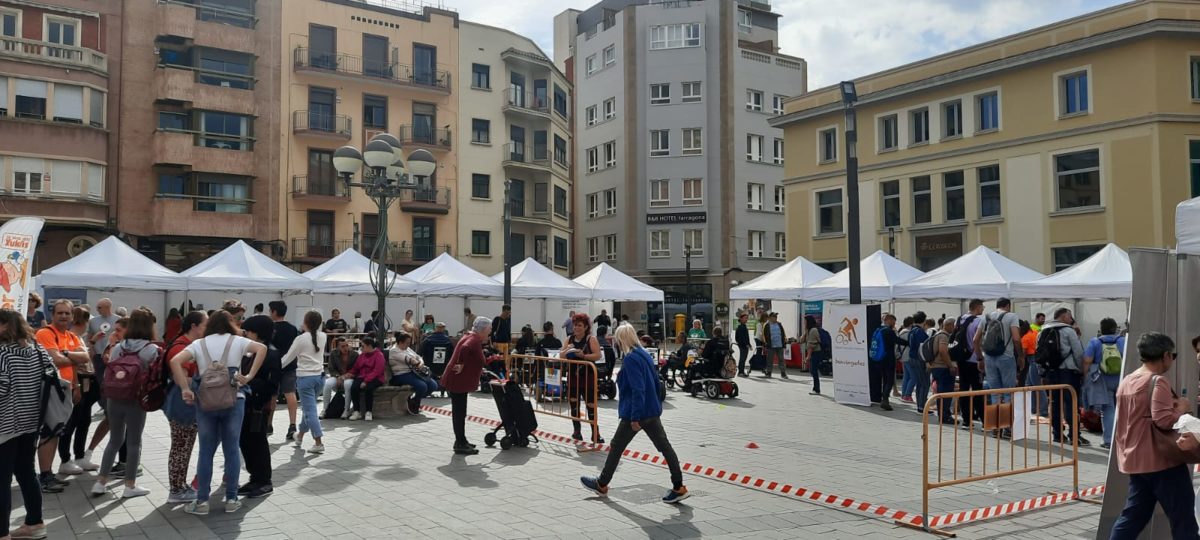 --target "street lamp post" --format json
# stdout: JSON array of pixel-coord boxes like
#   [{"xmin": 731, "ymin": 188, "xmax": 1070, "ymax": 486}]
[
  {"xmin": 684, "ymin": 245, "xmax": 693, "ymax": 325},
  {"xmin": 333, "ymin": 134, "xmax": 437, "ymax": 346},
  {"xmin": 503, "ymin": 180, "xmax": 512, "ymax": 307},
  {"xmin": 840, "ymin": 81, "xmax": 862, "ymax": 305}
]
